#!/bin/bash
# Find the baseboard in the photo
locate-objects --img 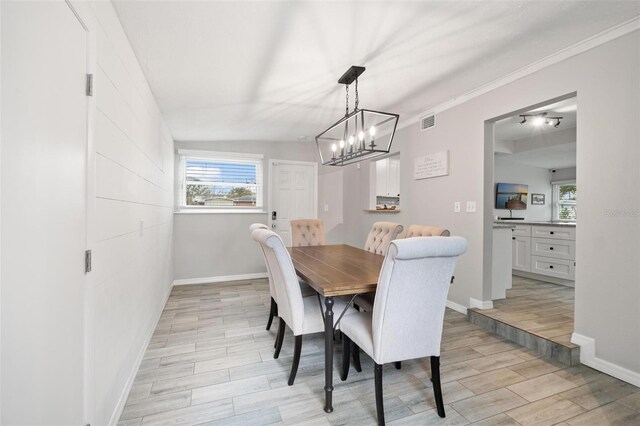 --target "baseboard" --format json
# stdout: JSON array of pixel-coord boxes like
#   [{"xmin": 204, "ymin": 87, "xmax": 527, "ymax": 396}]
[
  {"xmin": 469, "ymin": 298, "xmax": 494, "ymax": 310},
  {"xmin": 173, "ymin": 272, "xmax": 268, "ymax": 286},
  {"xmin": 108, "ymin": 281, "xmax": 174, "ymax": 426},
  {"xmin": 446, "ymin": 300, "xmax": 468, "ymax": 315},
  {"xmin": 572, "ymin": 332, "xmax": 640, "ymax": 387}
]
